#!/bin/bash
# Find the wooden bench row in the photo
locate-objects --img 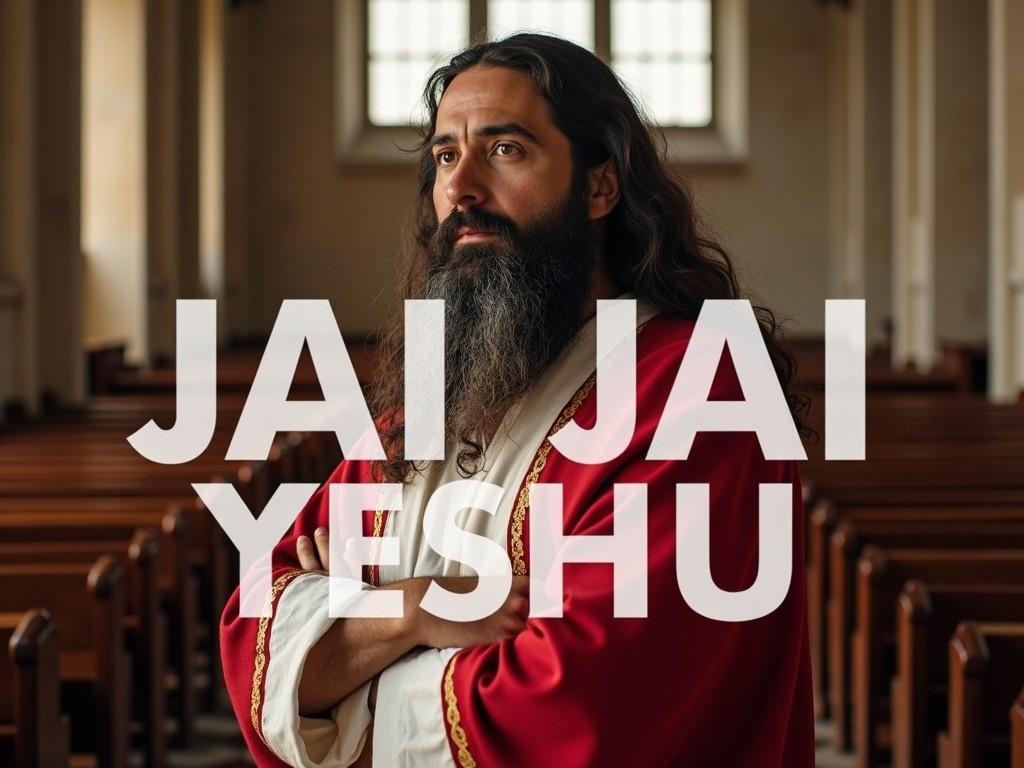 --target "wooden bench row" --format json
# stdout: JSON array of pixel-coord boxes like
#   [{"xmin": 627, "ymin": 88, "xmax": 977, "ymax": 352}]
[
  {"xmin": 853, "ymin": 547, "xmax": 1024, "ymax": 767},
  {"xmin": 938, "ymin": 621, "xmax": 1024, "ymax": 768},
  {"xmin": 896, "ymin": 583, "xmax": 1024, "ymax": 768},
  {"xmin": 1, "ymin": 609, "xmax": 68, "ymax": 768},
  {"xmin": 0, "ymin": 558, "xmax": 127, "ymax": 768},
  {"xmin": 0, "ymin": 387, "xmax": 342, "ymax": 767},
  {"xmin": 799, "ymin": 393, "xmax": 1024, "ymax": 768}
]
